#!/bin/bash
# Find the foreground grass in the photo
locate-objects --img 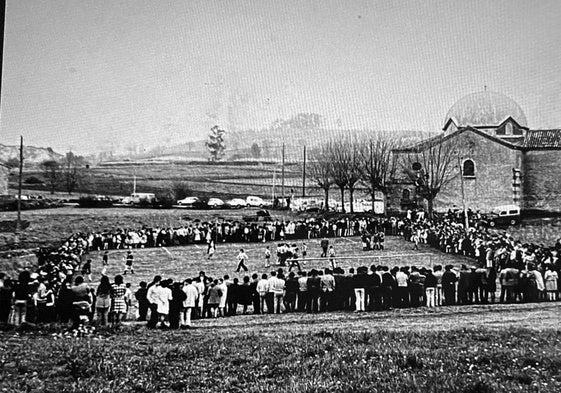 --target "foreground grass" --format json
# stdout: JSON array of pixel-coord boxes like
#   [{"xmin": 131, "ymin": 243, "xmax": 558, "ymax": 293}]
[{"xmin": 1, "ymin": 304, "xmax": 560, "ymax": 393}]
